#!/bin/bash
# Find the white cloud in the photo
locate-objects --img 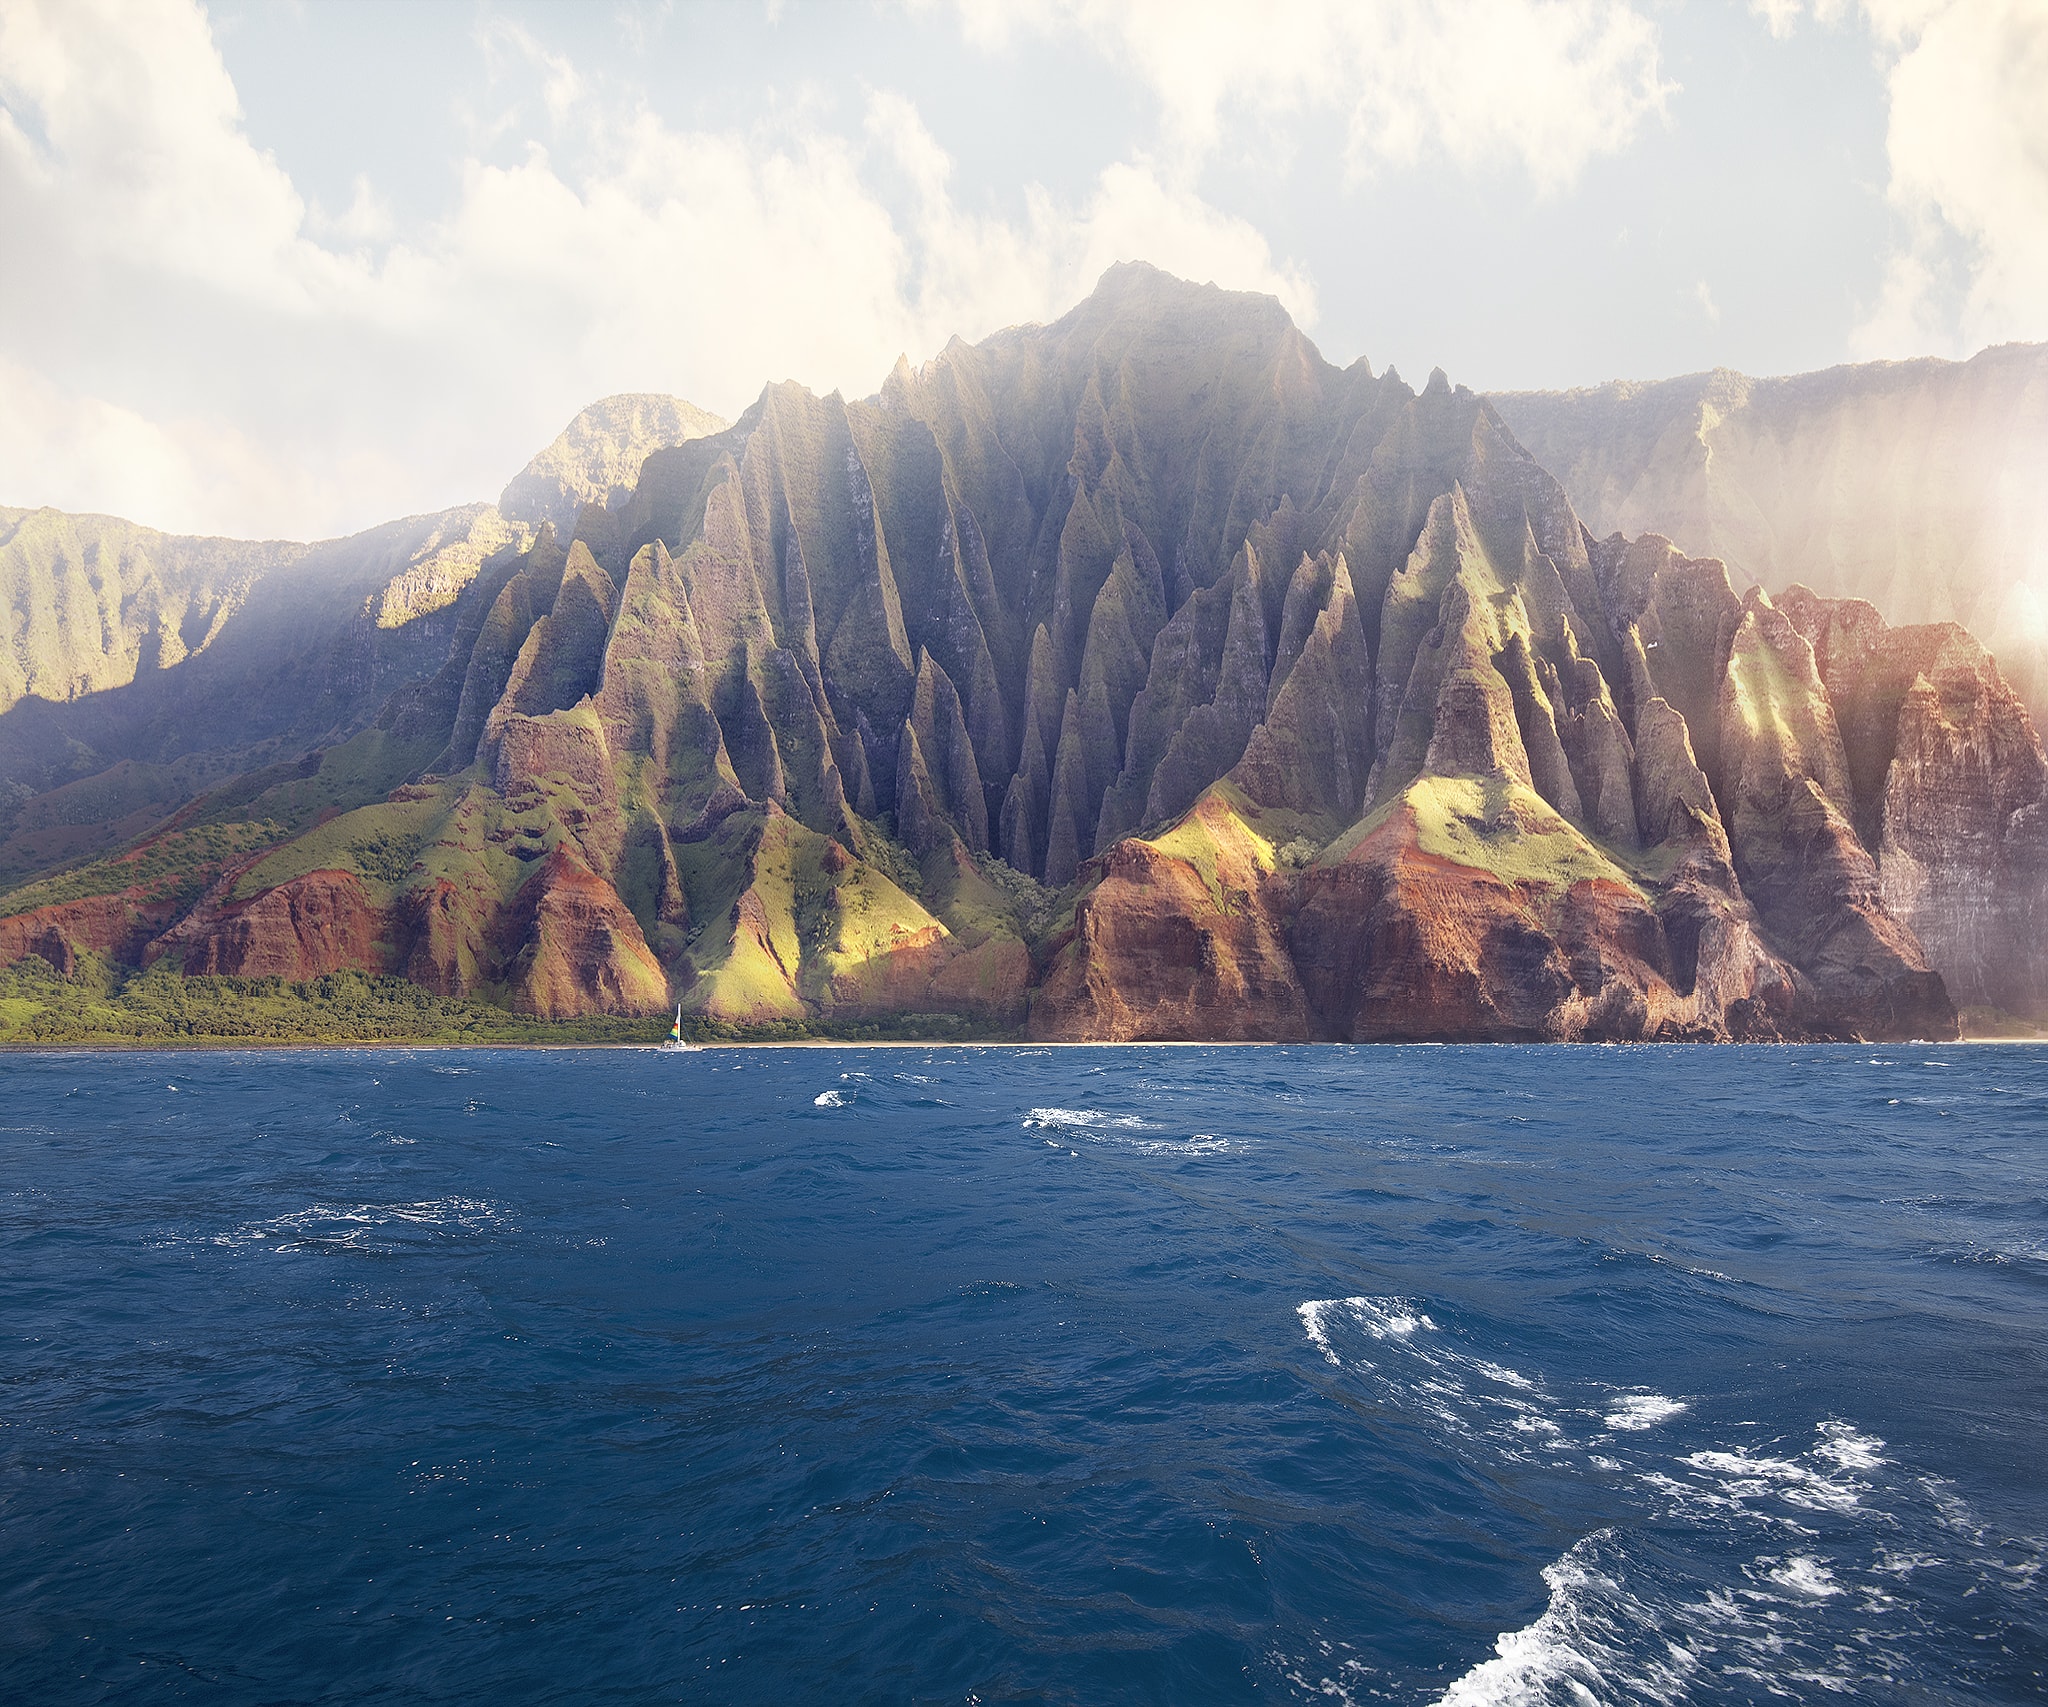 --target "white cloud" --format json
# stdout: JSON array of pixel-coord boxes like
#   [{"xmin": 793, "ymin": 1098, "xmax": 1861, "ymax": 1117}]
[
  {"xmin": 862, "ymin": 91, "xmax": 1316, "ymax": 346},
  {"xmin": 0, "ymin": 354, "xmax": 407, "ymax": 540},
  {"xmin": 1748, "ymin": 0, "xmax": 1849, "ymax": 38},
  {"xmin": 1763, "ymin": 0, "xmax": 2048, "ymax": 357},
  {"xmin": 952, "ymin": 0, "xmax": 1674, "ymax": 193},
  {"xmin": 0, "ymin": 0, "xmax": 358, "ymax": 310},
  {"xmin": 308, "ymin": 174, "xmax": 395, "ymax": 248},
  {"xmin": 1852, "ymin": 0, "xmax": 2048, "ymax": 357},
  {"xmin": 0, "ymin": 0, "xmax": 1311, "ymax": 541},
  {"xmin": 479, "ymin": 16, "xmax": 589, "ymax": 132}
]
